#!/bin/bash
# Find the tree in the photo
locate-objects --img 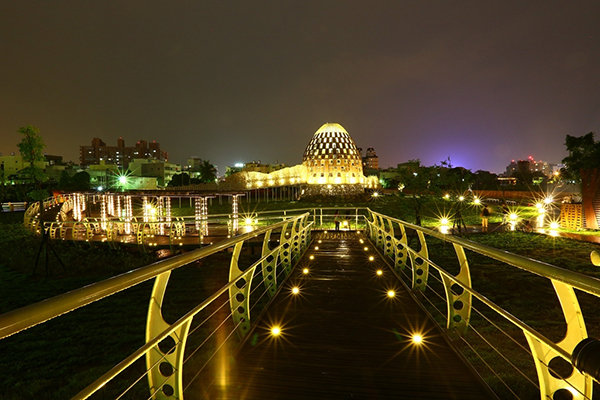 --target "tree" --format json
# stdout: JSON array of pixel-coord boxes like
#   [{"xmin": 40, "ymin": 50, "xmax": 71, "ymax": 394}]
[
  {"xmin": 198, "ymin": 160, "xmax": 217, "ymax": 183},
  {"xmin": 167, "ymin": 173, "xmax": 192, "ymax": 187},
  {"xmin": 472, "ymin": 170, "xmax": 498, "ymax": 190},
  {"xmin": 17, "ymin": 125, "xmax": 48, "ymax": 201},
  {"xmin": 562, "ymin": 132, "xmax": 600, "ymax": 229},
  {"xmin": 70, "ymin": 171, "xmax": 91, "ymax": 191},
  {"xmin": 397, "ymin": 160, "xmax": 443, "ymax": 226},
  {"xmin": 58, "ymin": 170, "xmax": 72, "ymax": 190}
]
